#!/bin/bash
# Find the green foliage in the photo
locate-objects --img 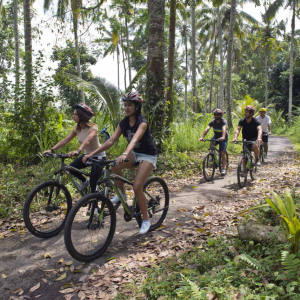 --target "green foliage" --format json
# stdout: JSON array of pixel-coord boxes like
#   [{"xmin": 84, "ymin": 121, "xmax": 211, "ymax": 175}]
[{"xmin": 238, "ymin": 253, "xmax": 263, "ymax": 271}]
